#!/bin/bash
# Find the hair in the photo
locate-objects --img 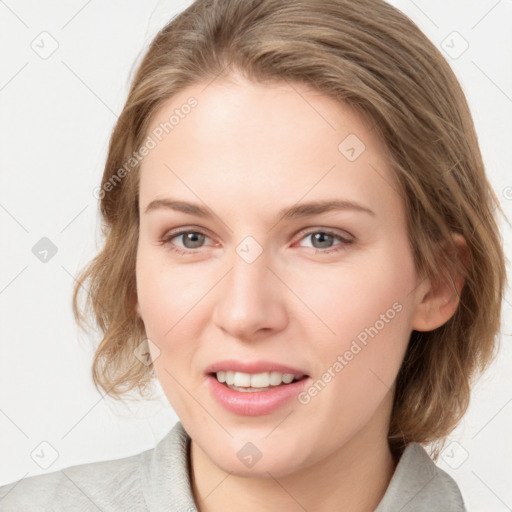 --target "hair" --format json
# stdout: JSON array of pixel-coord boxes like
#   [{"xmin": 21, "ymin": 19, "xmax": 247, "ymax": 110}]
[{"xmin": 73, "ymin": 0, "xmax": 508, "ymax": 459}]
